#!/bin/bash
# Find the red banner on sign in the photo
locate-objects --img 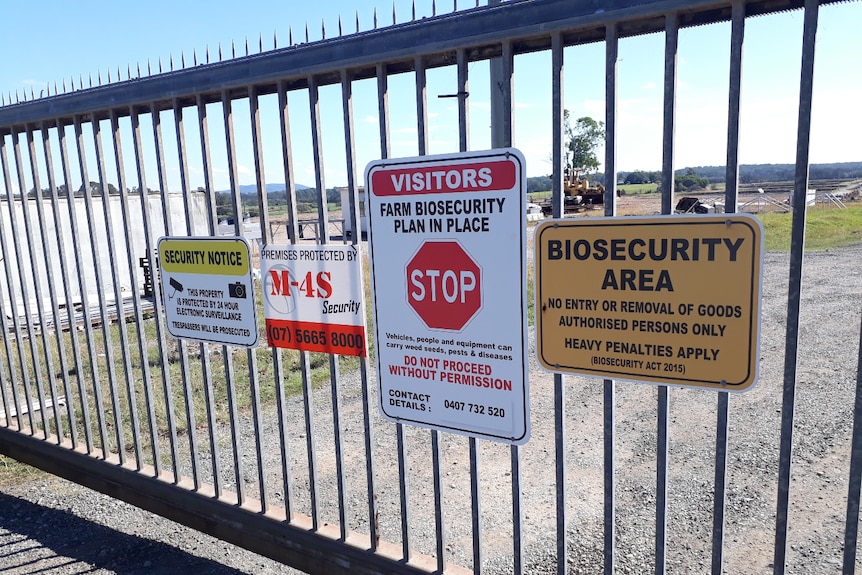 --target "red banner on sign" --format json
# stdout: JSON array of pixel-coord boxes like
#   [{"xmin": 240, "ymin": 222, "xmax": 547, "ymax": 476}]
[
  {"xmin": 370, "ymin": 160, "xmax": 516, "ymax": 196},
  {"xmin": 265, "ymin": 319, "xmax": 367, "ymax": 357}
]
